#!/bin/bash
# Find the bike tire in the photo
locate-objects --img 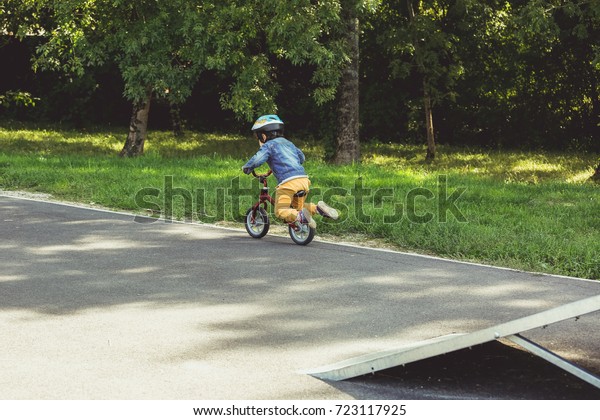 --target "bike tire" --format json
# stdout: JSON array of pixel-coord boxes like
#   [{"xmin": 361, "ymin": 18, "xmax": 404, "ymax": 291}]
[
  {"xmin": 288, "ymin": 223, "xmax": 315, "ymax": 245},
  {"xmin": 245, "ymin": 207, "xmax": 269, "ymax": 239}
]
